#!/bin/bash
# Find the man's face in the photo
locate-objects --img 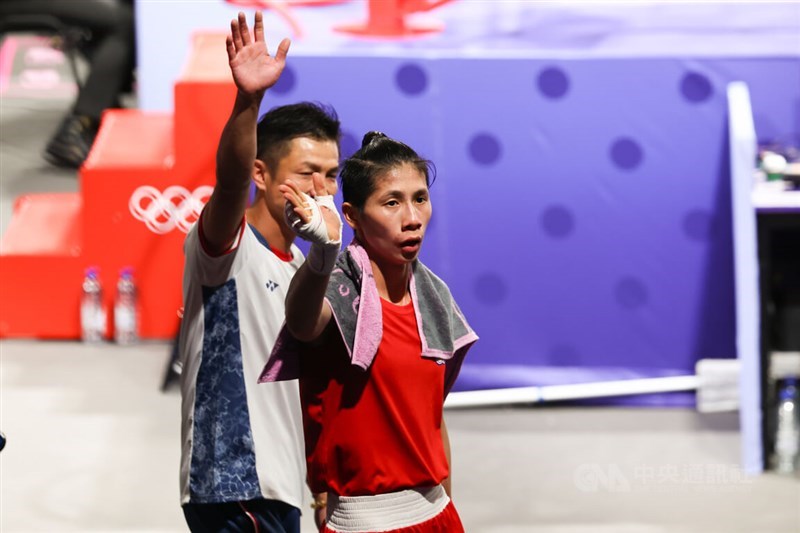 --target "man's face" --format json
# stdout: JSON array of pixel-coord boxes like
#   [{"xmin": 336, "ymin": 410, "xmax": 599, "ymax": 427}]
[{"xmin": 263, "ymin": 136, "xmax": 340, "ymax": 221}]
